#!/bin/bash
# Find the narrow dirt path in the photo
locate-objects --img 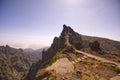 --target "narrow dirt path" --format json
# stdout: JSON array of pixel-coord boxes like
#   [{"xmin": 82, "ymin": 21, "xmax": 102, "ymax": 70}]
[
  {"xmin": 76, "ymin": 50, "xmax": 120, "ymax": 80},
  {"xmin": 76, "ymin": 50, "xmax": 120, "ymax": 68}
]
